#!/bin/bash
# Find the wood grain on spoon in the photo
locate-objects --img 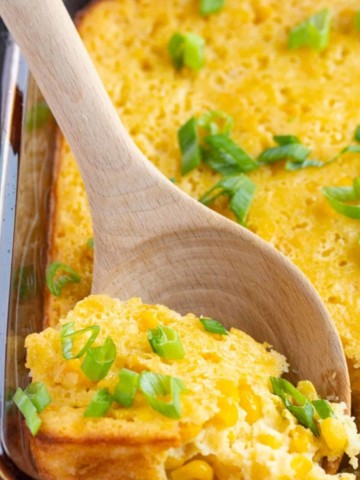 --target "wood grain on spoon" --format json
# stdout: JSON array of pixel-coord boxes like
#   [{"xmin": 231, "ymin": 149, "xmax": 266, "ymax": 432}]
[{"xmin": 0, "ymin": 0, "xmax": 350, "ymax": 420}]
